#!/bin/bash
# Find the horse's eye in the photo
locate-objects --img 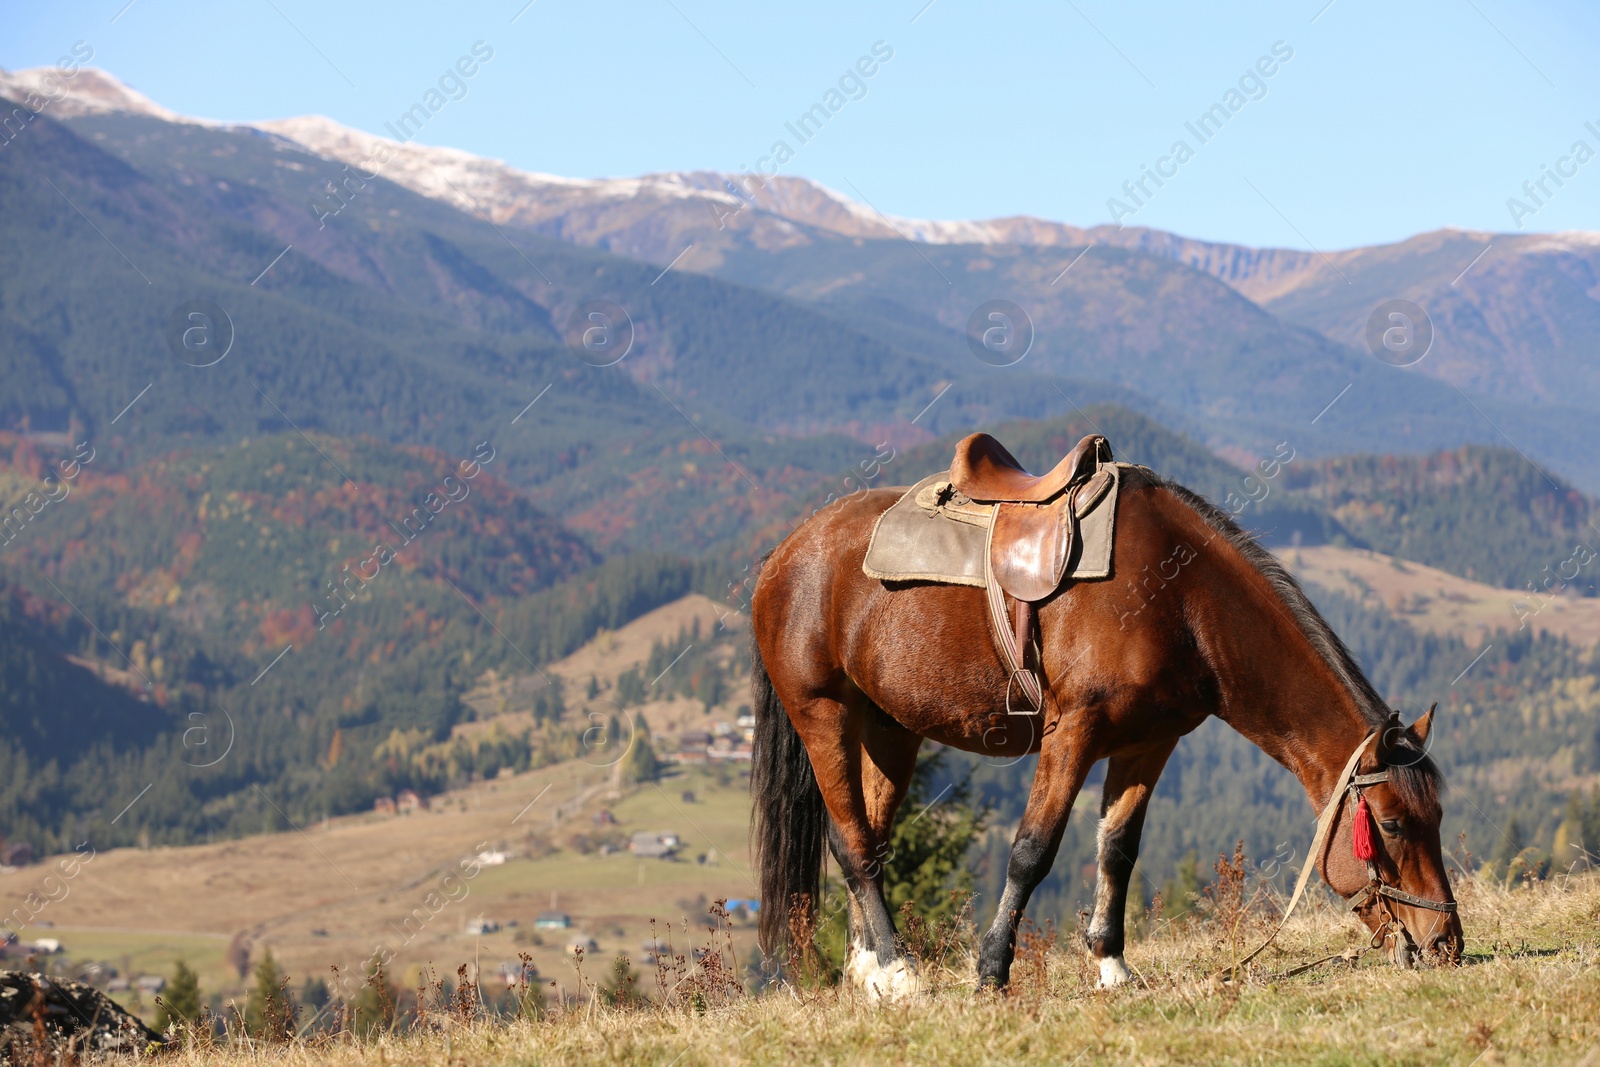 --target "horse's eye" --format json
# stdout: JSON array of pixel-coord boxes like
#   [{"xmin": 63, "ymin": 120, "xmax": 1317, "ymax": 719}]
[{"xmin": 1379, "ymin": 819, "xmax": 1402, "ymax": 835}]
